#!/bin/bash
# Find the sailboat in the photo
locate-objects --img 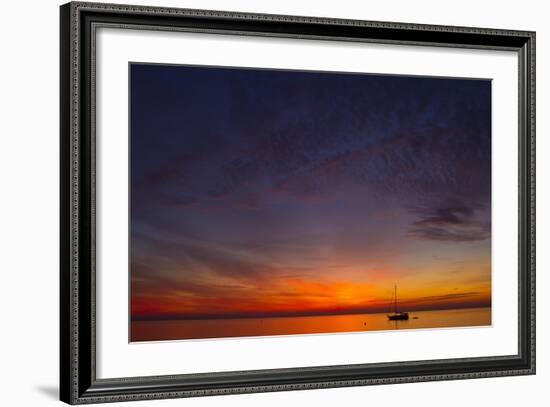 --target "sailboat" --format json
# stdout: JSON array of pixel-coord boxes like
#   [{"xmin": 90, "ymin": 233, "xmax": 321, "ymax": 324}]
[{"xmin": 387, "ymin": 284, "xmax": 409, "ymax": 321}]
